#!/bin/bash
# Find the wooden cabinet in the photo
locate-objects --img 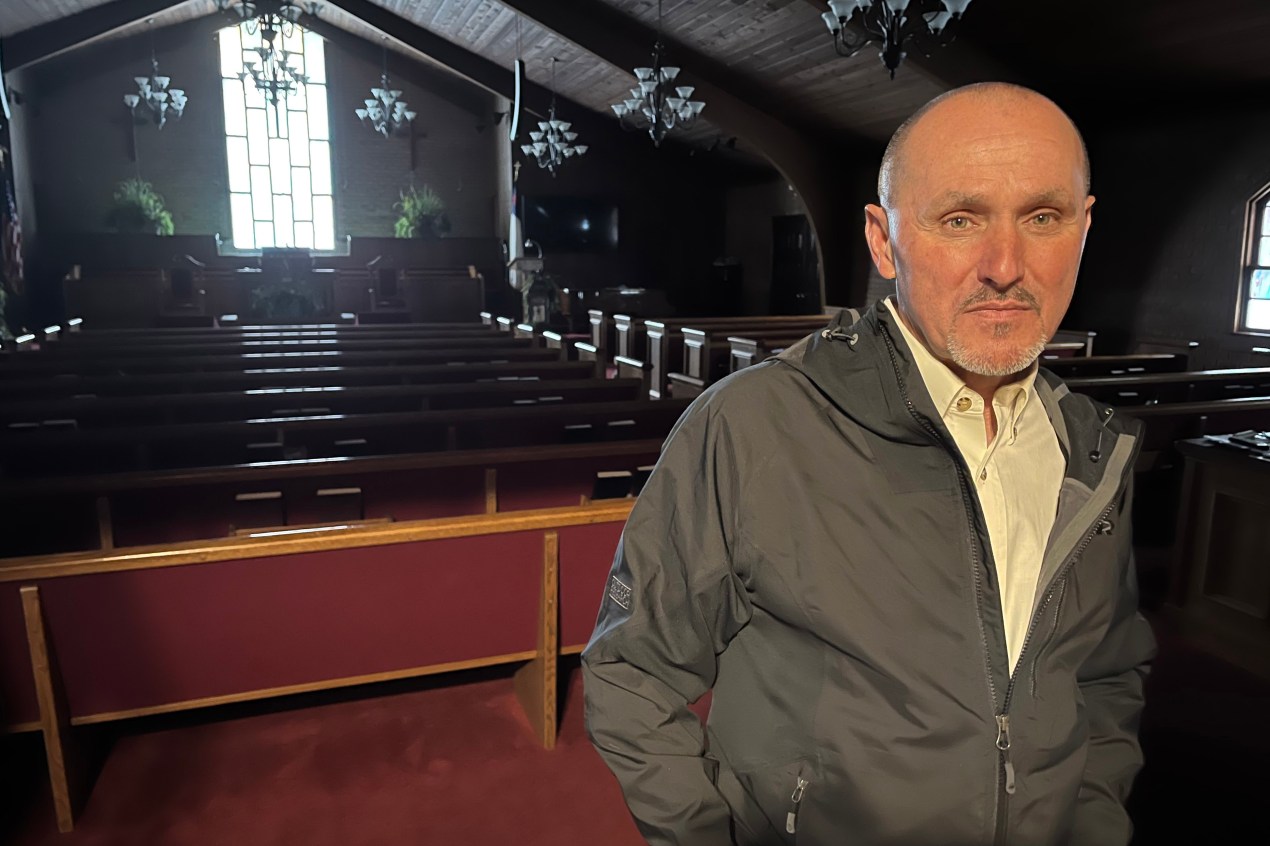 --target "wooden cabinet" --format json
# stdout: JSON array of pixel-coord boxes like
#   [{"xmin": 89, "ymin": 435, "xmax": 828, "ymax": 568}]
[{"xmin": 1171, "ymin": 439, "xmax": 1270, "ymax": 678}]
